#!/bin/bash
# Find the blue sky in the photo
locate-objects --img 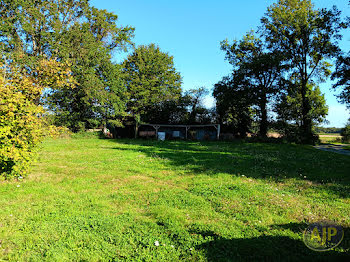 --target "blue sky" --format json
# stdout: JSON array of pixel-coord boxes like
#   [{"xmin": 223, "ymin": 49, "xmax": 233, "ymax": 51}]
[{"xmin": 91, "ymin": 0, "xmax": 350, "ymax": 127}]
